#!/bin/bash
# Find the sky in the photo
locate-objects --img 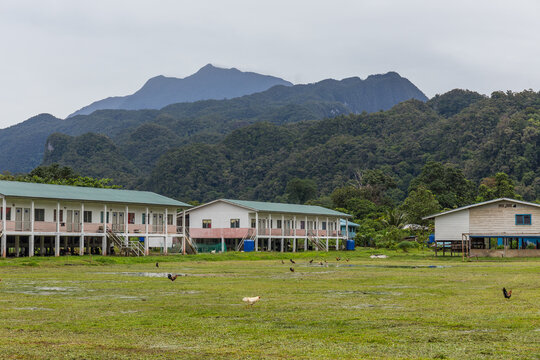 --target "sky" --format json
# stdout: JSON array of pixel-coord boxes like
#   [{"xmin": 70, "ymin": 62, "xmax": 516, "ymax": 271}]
[{"xmin": 1, "ymin": 0, "xmax": 539, "ymax": 128}]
